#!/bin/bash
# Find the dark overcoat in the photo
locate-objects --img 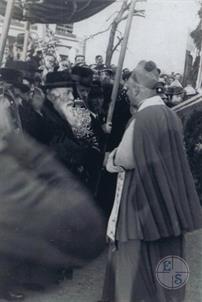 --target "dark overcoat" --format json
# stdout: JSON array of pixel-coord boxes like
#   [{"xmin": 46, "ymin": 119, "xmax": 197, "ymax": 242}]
[{"xmin": 41, "ymin": 99, "xmax": 100, "ymax": 187}]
